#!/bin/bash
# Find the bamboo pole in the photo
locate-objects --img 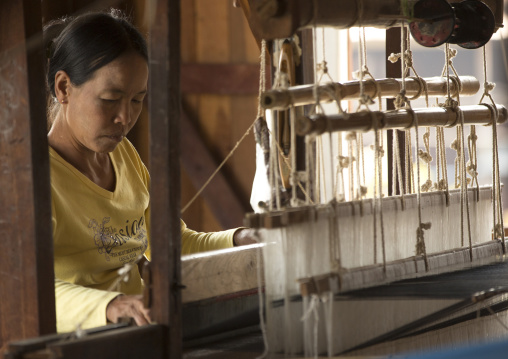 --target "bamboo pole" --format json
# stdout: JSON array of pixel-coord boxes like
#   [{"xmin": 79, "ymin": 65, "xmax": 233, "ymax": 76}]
[
  {"xmin": 296, "ymin": 104, "xmax": 507, "ymax": 135},
  {"xmin": 262, "ymin": 76, "xmax": 480, "ymax": 110}
]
